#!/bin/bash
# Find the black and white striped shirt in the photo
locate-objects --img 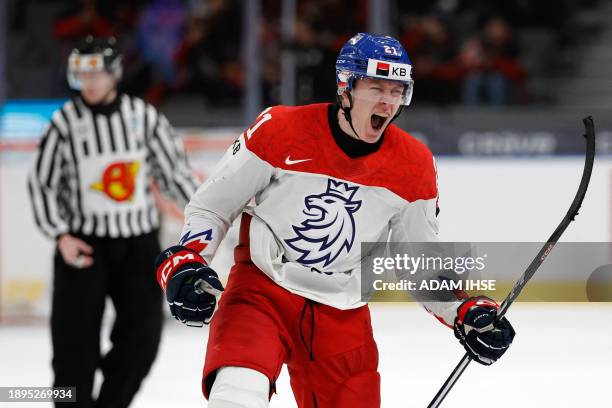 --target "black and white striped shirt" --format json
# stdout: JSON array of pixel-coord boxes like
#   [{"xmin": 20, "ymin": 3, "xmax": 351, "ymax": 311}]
[{"xmin": 28, "ymin": 94, "xmax": 198, "ymax": 239}]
